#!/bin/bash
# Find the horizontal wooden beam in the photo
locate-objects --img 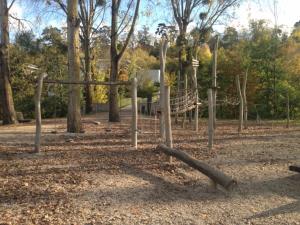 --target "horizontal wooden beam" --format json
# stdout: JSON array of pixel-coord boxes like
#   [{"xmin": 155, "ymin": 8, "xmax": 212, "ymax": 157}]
[
  {"xmin": 157, "ymin": 144, "xmax": 237, "ymax": 190},
  {"xmin": 43, "ymin": 79, "xmax": 131, "ymax": 86}
]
